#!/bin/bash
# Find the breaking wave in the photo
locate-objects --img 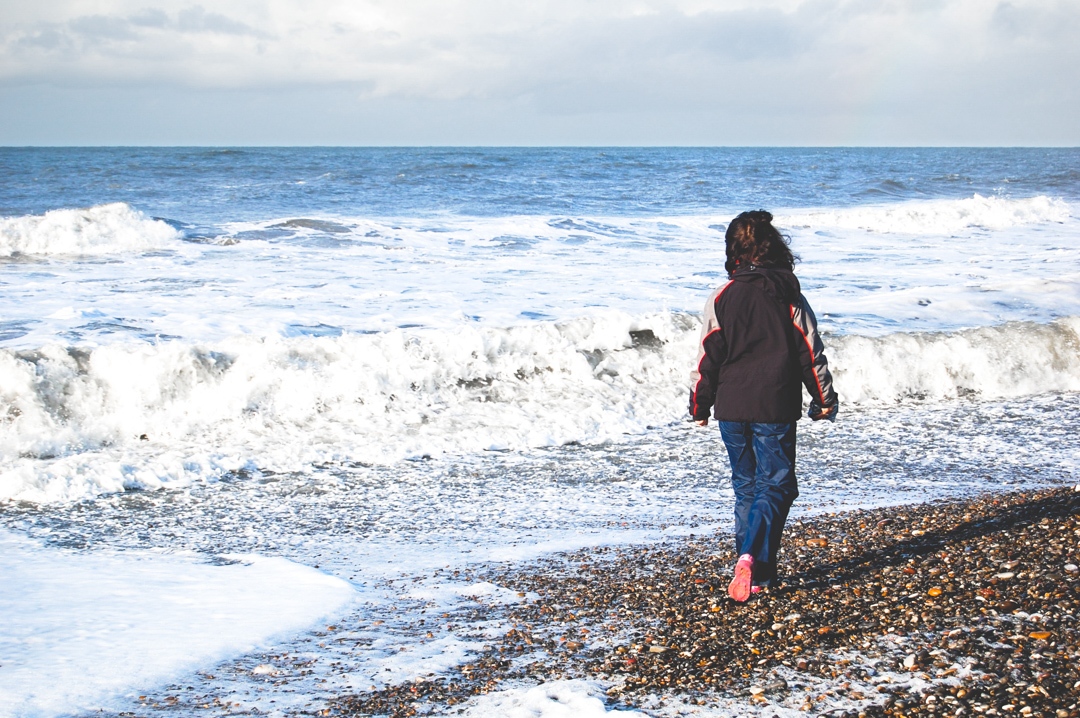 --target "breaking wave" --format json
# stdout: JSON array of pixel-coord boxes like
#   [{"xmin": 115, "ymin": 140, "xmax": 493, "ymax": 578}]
[
  {"xmin": 1, "ymin": 313, "xmax": 1078, "ymax": 502},
  {"xmin": 829, "ymin": 317, "xmax": 1080, "ymax": 404},
  {"xmin": 0, "ymin": 312, "xmax": 694, "ymax": 501},
  {"xmin": 0, "ymin": 203, "xmax": 179, "ymax": 257},
  {"xmin": 779, "ymin": 195, "xmax": 1071, "ymax": 235}
]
